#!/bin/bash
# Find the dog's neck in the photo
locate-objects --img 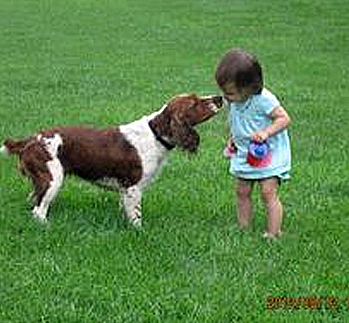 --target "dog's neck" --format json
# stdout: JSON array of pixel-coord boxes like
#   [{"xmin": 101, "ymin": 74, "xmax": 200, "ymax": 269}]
[
  {"xmin": 147, "ymin": 104, "xmax": 176, "ymax": 150},
  {"xmin": 148, "ymin": 120, "xmax": 175, "ymax": 150}
]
